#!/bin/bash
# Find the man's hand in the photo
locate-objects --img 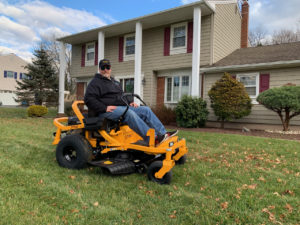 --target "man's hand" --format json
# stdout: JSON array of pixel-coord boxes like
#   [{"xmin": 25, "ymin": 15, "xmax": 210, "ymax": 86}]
[
  {"xmin": 106, "ymin": 106, "xmax": 117, "ymax": 112},
  {"xmin": 130, "ymin": 102, "xmax": 139, "ymax": 108}
]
